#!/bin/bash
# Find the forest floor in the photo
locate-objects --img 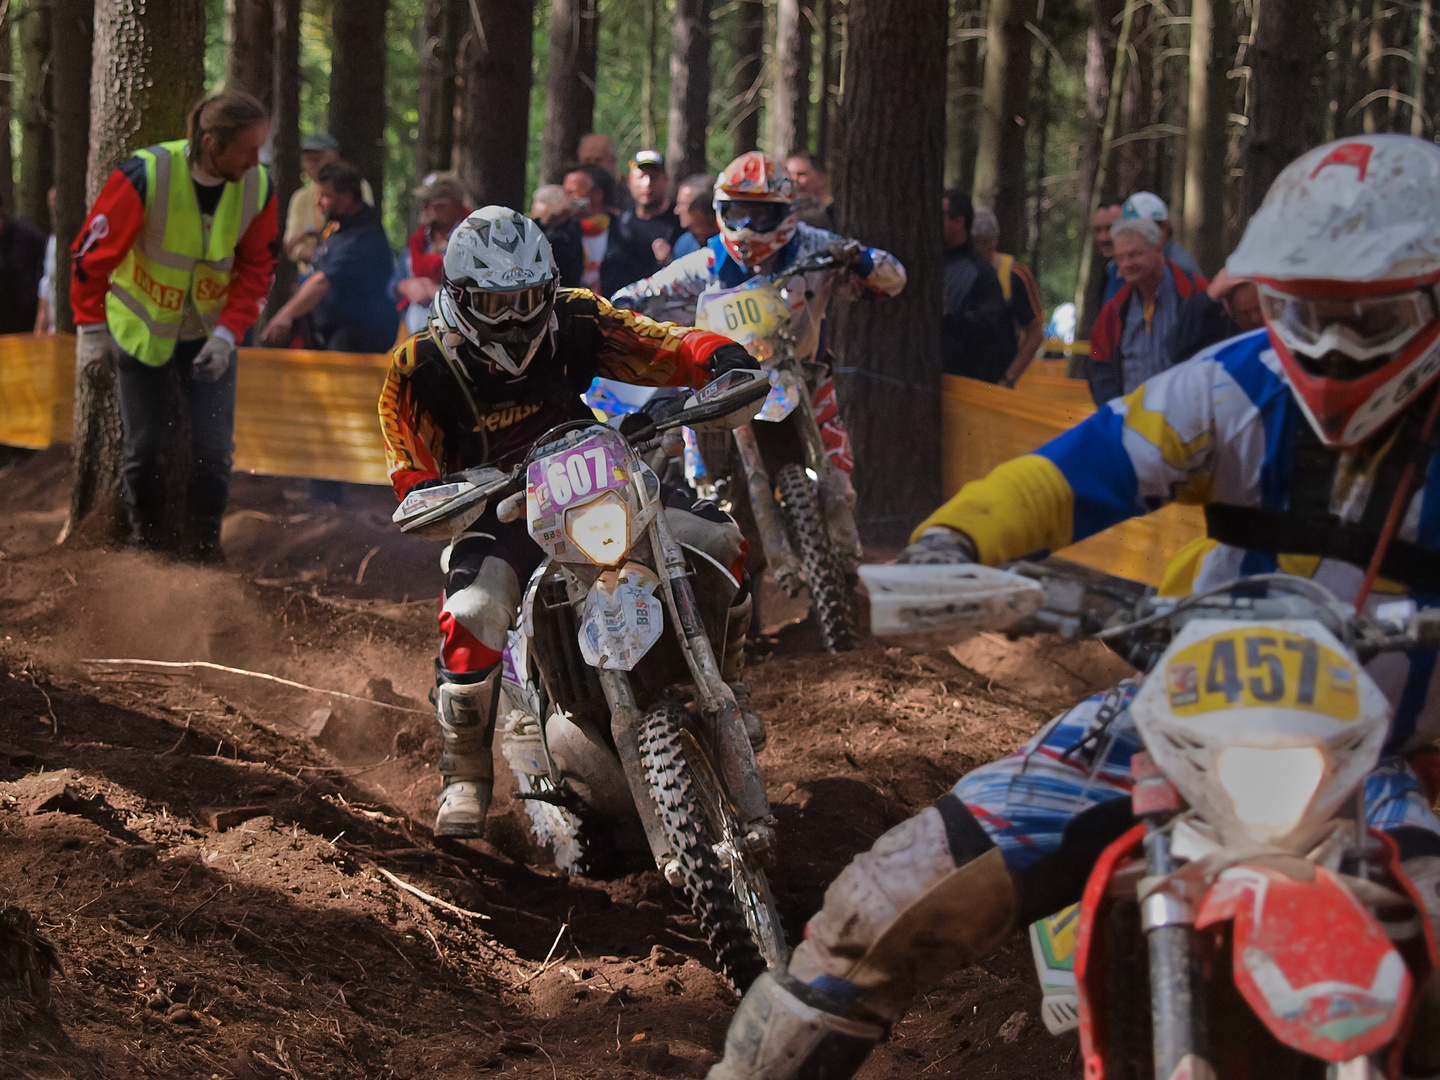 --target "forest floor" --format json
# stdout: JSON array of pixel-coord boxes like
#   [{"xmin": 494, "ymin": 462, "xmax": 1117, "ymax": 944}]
[{"xmin": 0, "ymin": 446, "xmax": 1135, "ymax": 1080}]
